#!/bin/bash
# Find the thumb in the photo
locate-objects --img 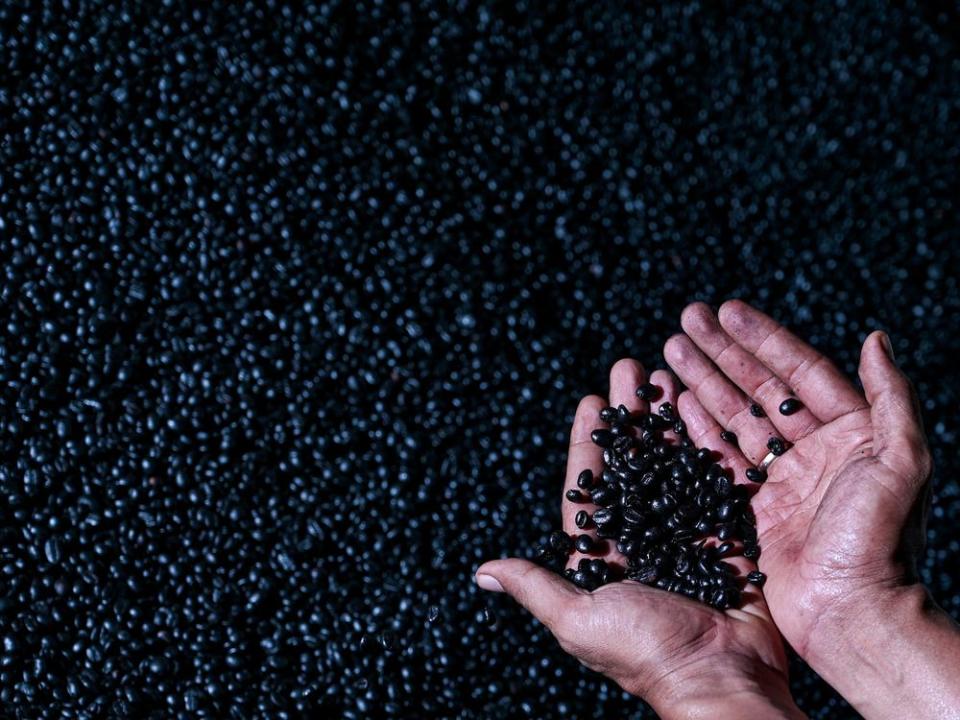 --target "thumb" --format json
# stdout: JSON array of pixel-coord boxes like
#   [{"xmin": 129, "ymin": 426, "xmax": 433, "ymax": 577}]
[
  {"xmin": 858, "ymin": 331, "xmax": 932, "ymax": 485},
  {"xmin": 475, "ymin": 558, "xmax": 582, "ymax": 633}
]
